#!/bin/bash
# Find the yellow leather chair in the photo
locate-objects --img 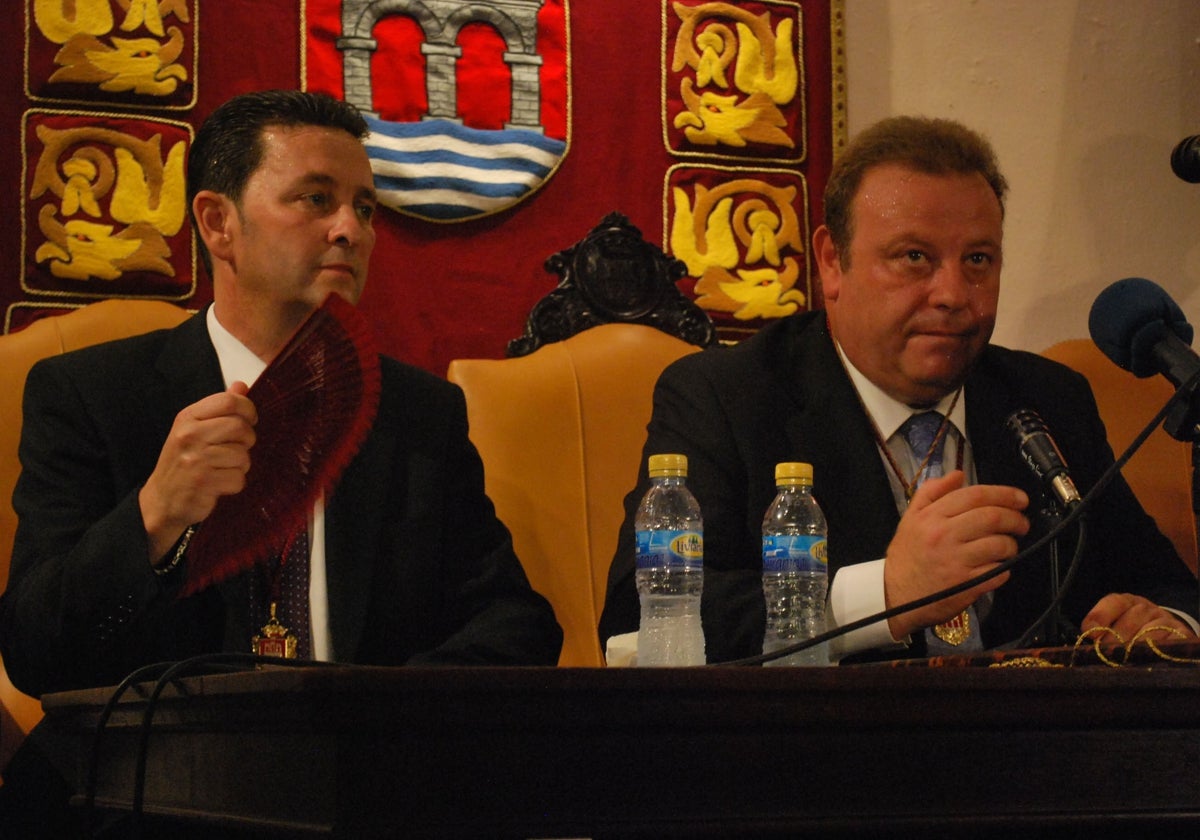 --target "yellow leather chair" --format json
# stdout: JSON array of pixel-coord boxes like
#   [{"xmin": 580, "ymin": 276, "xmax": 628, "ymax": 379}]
[
  {"xmin": 0, "ymin": 299, "xmax": 191, "ymax": 775},
  {"xmin": 448, "ymin": 323, "xmax": 703, "ymax": 666},
  {"xmin": 1041, "ymin": 339, "xmax": 1198, "ymax": 576}
]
